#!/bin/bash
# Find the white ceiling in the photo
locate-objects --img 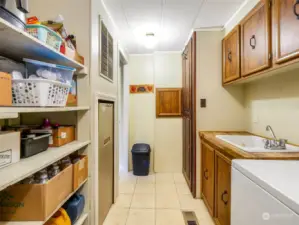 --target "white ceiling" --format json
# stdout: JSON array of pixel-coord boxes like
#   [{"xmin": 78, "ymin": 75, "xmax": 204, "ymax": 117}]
[{"xmin": 103, "ymin": 0, "xmax": 245, "ymax": 54}]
